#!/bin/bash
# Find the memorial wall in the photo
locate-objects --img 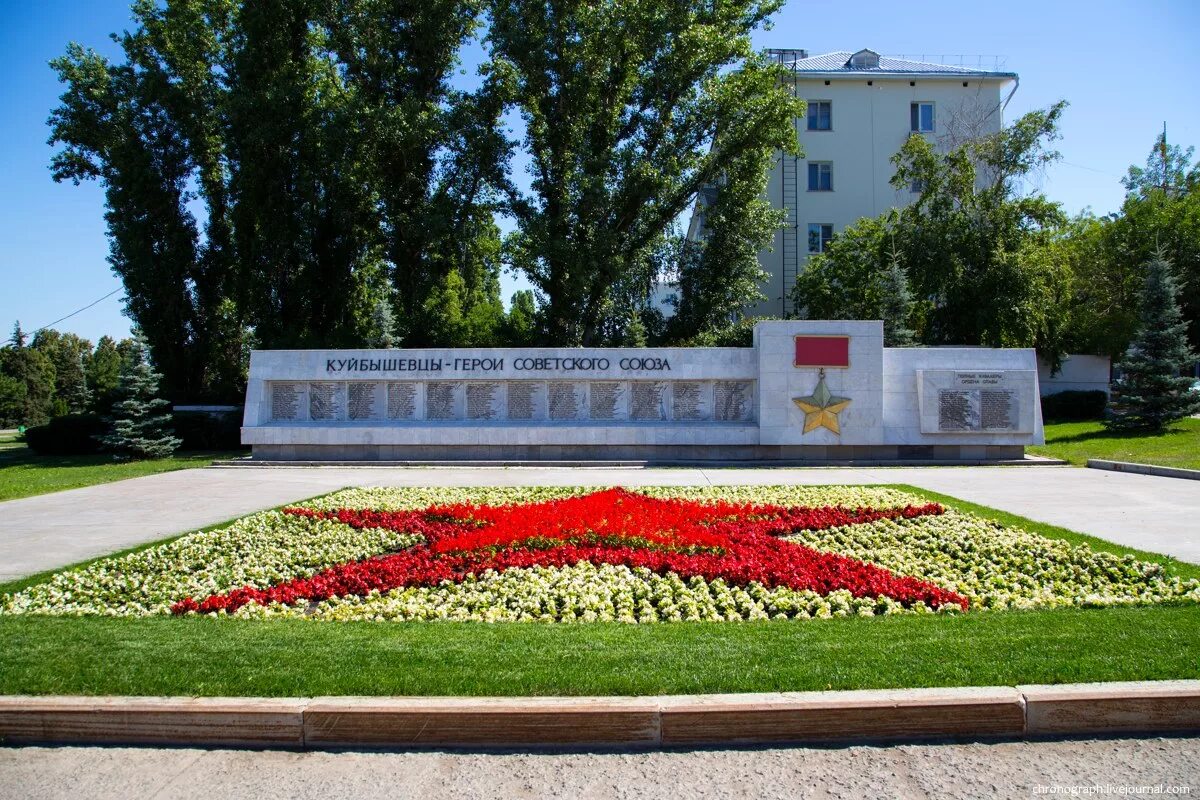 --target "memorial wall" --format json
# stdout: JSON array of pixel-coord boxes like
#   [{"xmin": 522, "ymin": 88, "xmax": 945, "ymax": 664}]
[{"xmin": 241, "ymin": 321, "xmax": 1044, "ymax": 461}]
